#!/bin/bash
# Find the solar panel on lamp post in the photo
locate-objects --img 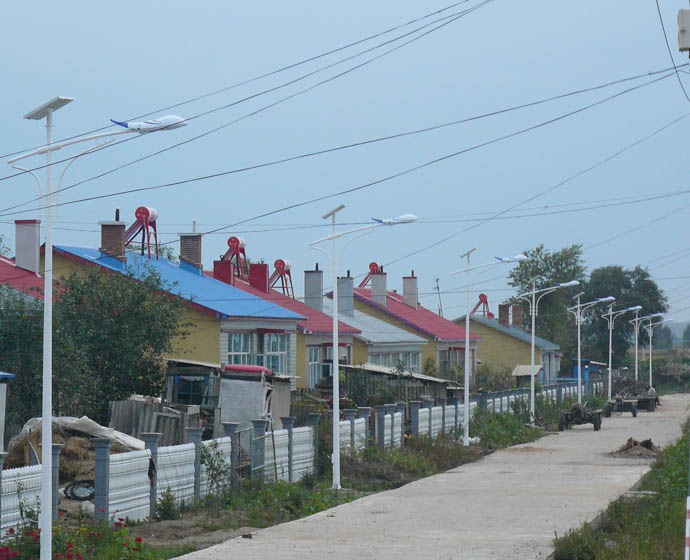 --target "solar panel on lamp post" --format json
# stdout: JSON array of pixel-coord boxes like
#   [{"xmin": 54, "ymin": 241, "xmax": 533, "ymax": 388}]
[
  {"xmin": 8, "ymin": 99, "xmax": 187, "ymax": 560},
  {"xmin": 310, "ymin": 209, "xmax": 417, "ymax": 489},
  {"xmin": 450, "ymin": 253, "xmax": 527, "ymax": 446}
]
